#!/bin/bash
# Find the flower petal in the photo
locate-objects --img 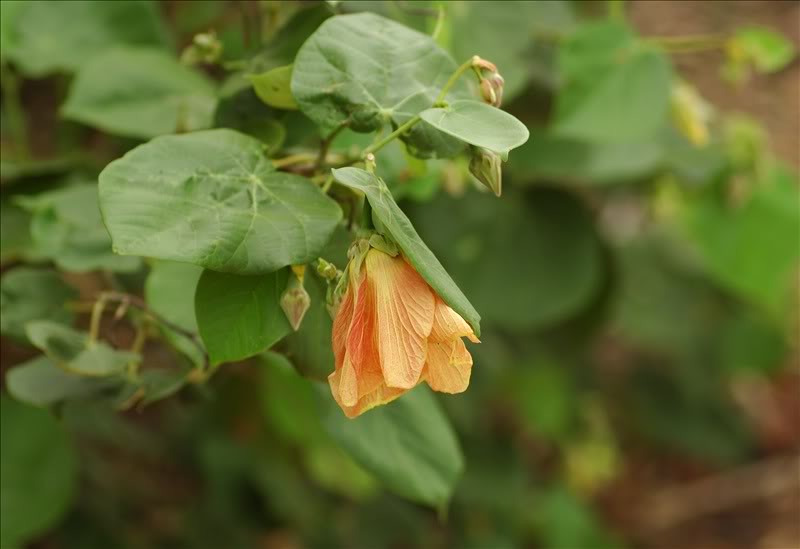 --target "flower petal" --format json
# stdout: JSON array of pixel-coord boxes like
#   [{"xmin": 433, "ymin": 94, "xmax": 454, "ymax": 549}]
[
  {"xmin": 431, "ymin": 298, "xmax": 479, "ymax": 343},
  {"xmin": 338, "ymin": 382, "xmax": 408, "ymax": 419},
  {"xmin": 367, "ymin": 250, "xmax": 435, "ymax": 389},
  {"xmin": 424, "ymin": 339, "xmax": 473, "ymax": 394},
  {"xmin": 332, "ymin": 279, "xmax": 356, "ymax": 371}
]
